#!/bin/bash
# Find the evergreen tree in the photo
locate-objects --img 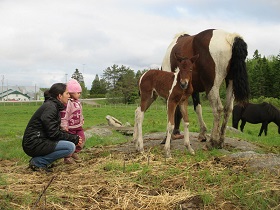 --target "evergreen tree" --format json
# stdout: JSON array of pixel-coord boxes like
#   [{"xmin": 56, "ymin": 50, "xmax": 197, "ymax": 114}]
[
  {"xmin": 262, "ymin": 57, "xmax": 273, "ymax": 97},
  {"xmin": 90, "ymin": 74, "xmax": 107, "ymax": 97},
  {"xmin": 272, "ymin": 52, "xmax": 280, "ymax": 98},
  {"xmin": 103, "ymin": 65, "xmax": 139, "ymax": 103},
  {"xmin": 115, "ymin": 69, "xmax": 138, "ymax": 104},
  {"xmin": 102, "ymin": 64, "xmax": 122, "ymax": 90}
]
